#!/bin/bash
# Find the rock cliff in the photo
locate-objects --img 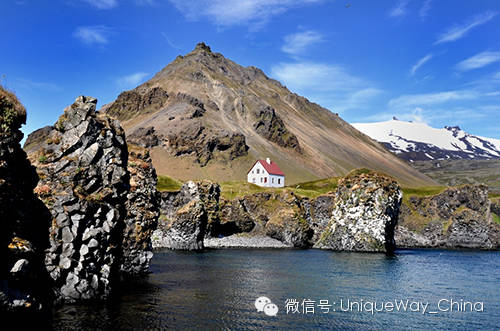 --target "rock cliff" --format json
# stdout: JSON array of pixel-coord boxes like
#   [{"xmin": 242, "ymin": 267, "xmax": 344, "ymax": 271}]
[
  {"xmin": 152, "ymin": 181, "xmax": 219, "ymax": 250},
  {"xmin": 0, "ymin": 87, "xmax": 52, "ymax": 313},
  {"xmin": 396, "ymin": 185, "xmax": 500, "ymax": 249},
  {"xmin": 314, "ymin": 170, "xmax": 402, "ymax": 252},
  {"xmin": 155, "ymin": 170, "xmax": 401, "ymax": 251}
]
